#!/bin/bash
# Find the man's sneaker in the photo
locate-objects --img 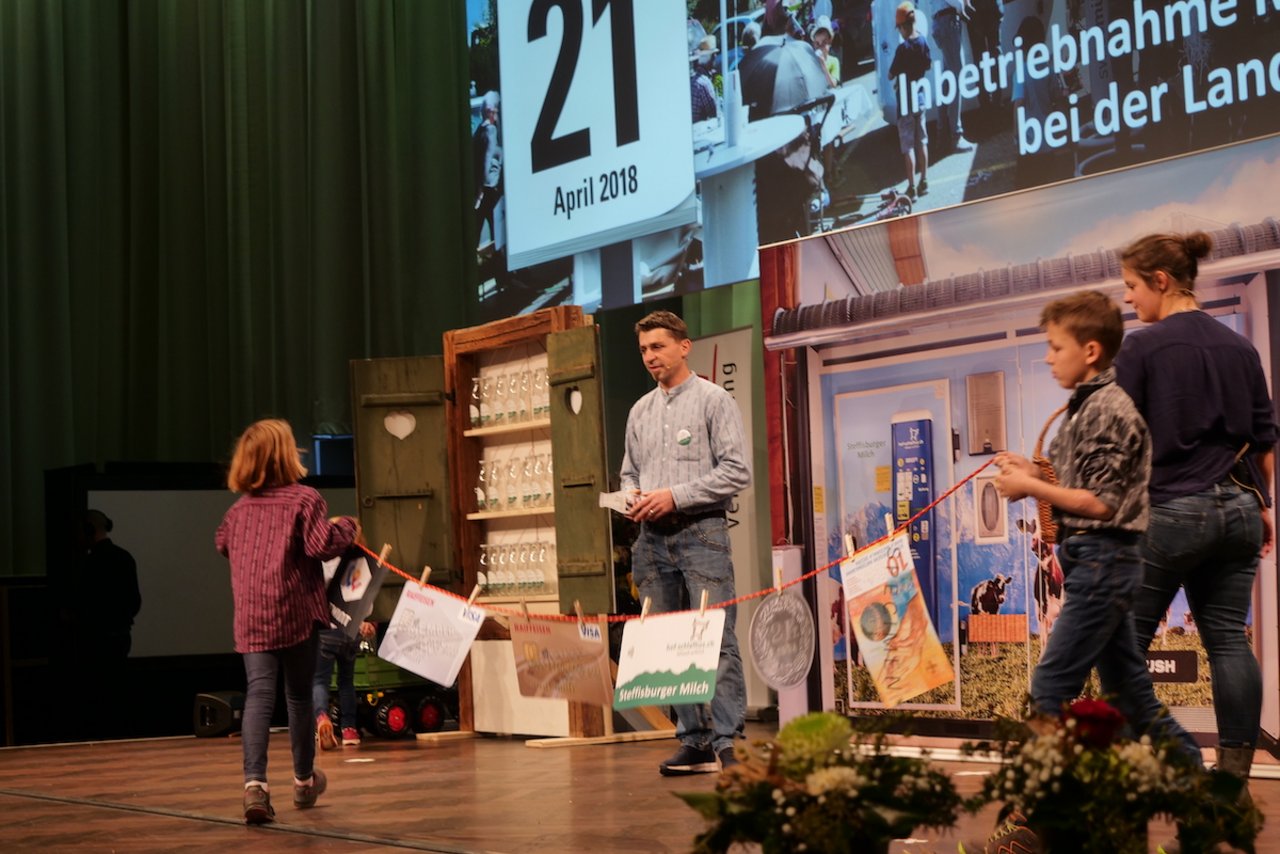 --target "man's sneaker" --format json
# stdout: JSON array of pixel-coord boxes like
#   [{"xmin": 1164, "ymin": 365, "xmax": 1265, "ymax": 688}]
[
  {"xmin": 243, "ymin": 784, "xmax": 274, "ymax": 825},
  {"xmin": 293, "ymin": 767, "xmax": 328, "ymax": 809},
  {"xmin": 917, "ymin": 178, "xmax": 929, "ymax": 196},
  {"xmin": 316, "ymin": 714, "xmax": 338, "ymax": 751},
  {"xmin": 957, "ymin": 813, "xmax": 1042, "ymax": 854},
  {"xmin": 954, "ymin": 136, "xmax": 975, "ymax": 152},
  {"xmin": 717, "ymin": 745, "xmax": 739, "ymax": 771},
  {"xmin": 341, "ymin": 727, "xmax": 361, "ymax": 746},
  {"xmin": 658, "ymin": 744, "xmax": 718, "ymax": 776}
]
